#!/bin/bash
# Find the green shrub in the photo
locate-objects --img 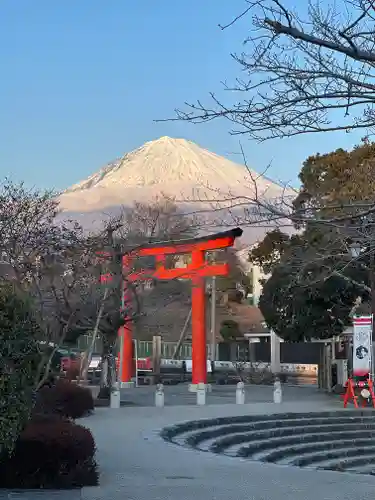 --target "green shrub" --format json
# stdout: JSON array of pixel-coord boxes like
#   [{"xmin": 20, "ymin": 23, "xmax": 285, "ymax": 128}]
[
  {"xmin": 0, "ymin": 414, "xmax": 99, "ymax": 489},
  {"xmin": 0, "ymin": 282, "xmax": 40, "ymax": 454},
  {"xmin": 220, "ymin": 319, "xmax": 241, "ymax": 341}
]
